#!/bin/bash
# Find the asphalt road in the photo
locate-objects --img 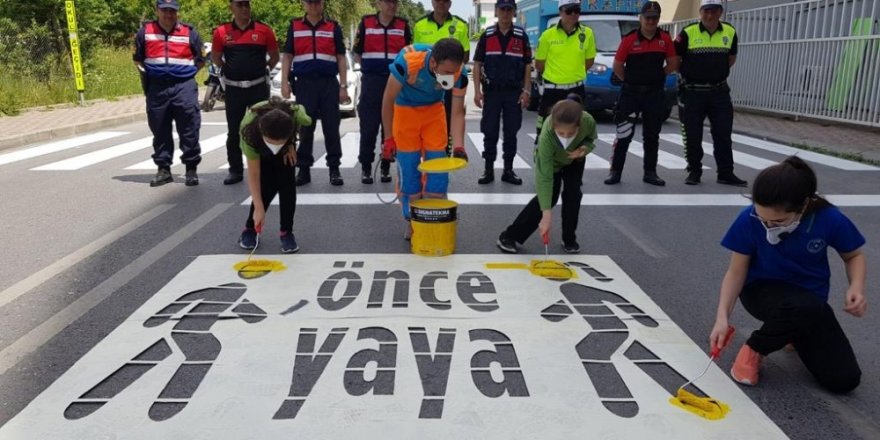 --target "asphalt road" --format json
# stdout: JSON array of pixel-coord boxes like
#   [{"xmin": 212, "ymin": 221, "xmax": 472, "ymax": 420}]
[{"xmin": 0, "ymin": 95, "xmax": 878, "ymax": 439}]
